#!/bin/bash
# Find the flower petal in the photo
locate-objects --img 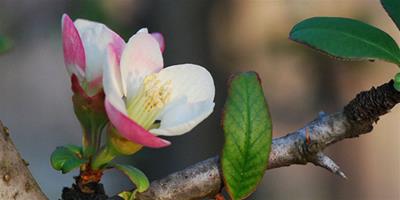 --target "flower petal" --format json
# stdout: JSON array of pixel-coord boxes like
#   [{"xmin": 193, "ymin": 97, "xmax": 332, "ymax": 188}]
[
  {"xmin": 158, "ymin": 64, "xmax": 215, "ymax": 103},
  {"xmin": 120, "ymin": 29, "xmax": 163, "ymax": 100},
  {"xmin": 151, "ymin": 32, "xmax": 165, "ymax": 53},
  {"xmin": 105, "ymin": 99, "xmax": 171, "ymax": 148},
  {"xmin": 70, "ymin": 74, "xmax": 86, "ymax": 97},
  {"xmin": 150, "ymin": 100, "xmax": 214, "ymax": 136},
  {"xmin": 150, "ymin": 64, "xmax": 215, "ymax": 136},
  {"xmin": 62, "ymin": 14, "xmax": 86, "ymax": 79},
  {"xmin": 74, "ymin": 19, "xmax": 125, "ymax": 90},
  {"xmin": 103, "ymin": 45, "xmax": 124, "ymax": 105}
]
